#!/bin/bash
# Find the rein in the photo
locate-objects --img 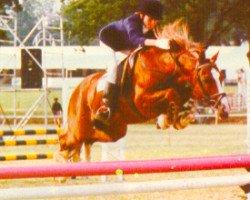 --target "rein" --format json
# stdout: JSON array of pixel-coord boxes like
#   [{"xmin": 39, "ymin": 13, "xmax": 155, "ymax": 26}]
[
  {"xmin": 138, "ymin": 50, "xmax": 183, "ymax": 75},
  {"xmin": 169, "ymin": 51, "xmax": 183, "ymax": 73},
  {"xmin": 138, "ymin": 48, "xmax": 226, "ymax": 109},
  {"xmin": 123, "ymin": 49, "xmax": 184, "ymax": 120}
]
